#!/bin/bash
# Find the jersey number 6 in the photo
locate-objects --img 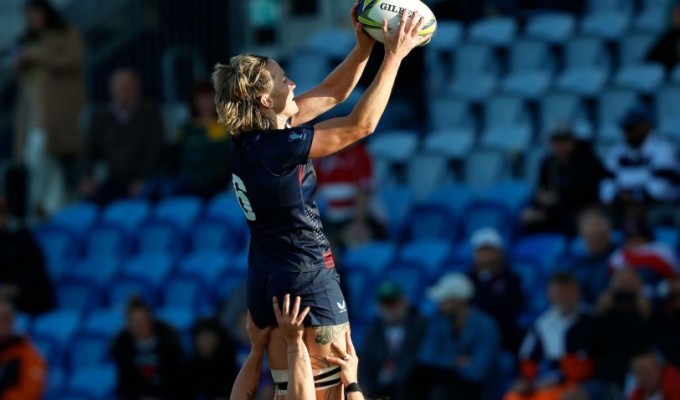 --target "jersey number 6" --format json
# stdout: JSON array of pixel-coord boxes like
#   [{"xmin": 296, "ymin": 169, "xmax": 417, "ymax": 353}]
[{"xmin": 232, "ymin": 174, "xmax": 257, "ymax": 221}]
